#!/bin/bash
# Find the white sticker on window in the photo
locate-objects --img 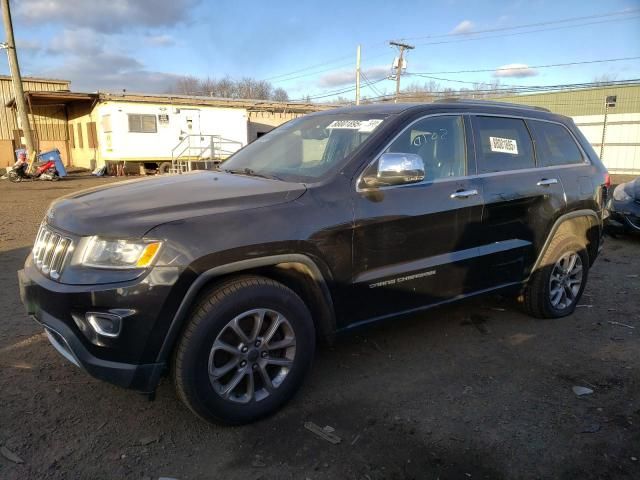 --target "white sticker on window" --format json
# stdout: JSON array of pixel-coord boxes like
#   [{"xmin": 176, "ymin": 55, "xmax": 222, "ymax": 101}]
[
  {"xmin": 326, "ymin": 119, "xmax": 383, "ymax": 132},
  {"xmin": 489, "ymin": 136, "xmax": 518, "ymax": 154},
  {"xmin": 358, "ymin": 119, "xmax": 383, "ymax": 132}
]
